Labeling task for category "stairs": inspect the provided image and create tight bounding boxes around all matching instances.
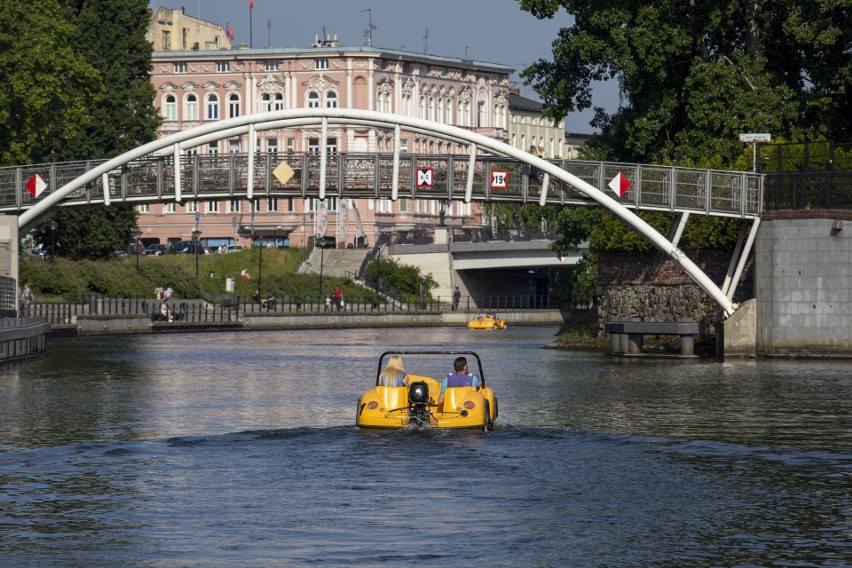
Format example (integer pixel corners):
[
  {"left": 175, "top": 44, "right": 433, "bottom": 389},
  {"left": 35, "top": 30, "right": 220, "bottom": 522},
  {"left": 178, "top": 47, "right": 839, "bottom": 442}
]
[{"left": 299, "top": 248, "right": 370, "bottom": 278}]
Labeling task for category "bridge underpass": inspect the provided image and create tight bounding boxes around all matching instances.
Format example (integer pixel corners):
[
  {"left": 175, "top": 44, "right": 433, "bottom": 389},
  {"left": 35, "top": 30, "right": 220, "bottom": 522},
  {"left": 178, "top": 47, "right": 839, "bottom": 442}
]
[{"left": 1, "top": 108, "right": 763, "bottom": 317}]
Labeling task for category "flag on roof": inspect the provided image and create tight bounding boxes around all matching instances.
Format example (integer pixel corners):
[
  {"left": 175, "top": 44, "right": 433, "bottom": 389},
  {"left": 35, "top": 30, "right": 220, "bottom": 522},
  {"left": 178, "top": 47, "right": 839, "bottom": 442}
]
[{"left": 226, "top": 23, "right": 234, "bottom": 41}]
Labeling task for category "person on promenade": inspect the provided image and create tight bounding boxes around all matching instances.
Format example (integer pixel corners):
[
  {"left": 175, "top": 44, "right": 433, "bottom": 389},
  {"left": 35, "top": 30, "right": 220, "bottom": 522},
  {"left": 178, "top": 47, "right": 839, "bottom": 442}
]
[
  {"left": 20, "top": 283, "right": 35, "bottom": 314},
  {"left": 378, "top": 355, "right": 409, "bottom": 387},
  {"left": 332, "top": 286, "right": 343, "bottom": 311},
  {"left": 452, "top": 286, "right": 461, "bottom": 311},
  {"left": 437, "top": 356, "right": 480, "bottom": 406},
  {"left": 160, "top": 298, "right": 172, "bottom": 322}
]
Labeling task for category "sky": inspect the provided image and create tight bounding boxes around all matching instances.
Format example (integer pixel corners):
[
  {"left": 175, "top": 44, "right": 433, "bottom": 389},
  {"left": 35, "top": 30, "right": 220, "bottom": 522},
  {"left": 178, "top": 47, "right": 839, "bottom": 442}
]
[{"left": 148, "top": 0, "right": 619, "bottom": 133}]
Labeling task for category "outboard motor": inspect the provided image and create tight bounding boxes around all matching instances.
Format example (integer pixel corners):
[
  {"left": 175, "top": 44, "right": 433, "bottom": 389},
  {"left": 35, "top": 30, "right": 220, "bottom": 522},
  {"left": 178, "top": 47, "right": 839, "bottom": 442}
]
[{"left": 407, "top": 381, "right": 431, "bottom": 427}]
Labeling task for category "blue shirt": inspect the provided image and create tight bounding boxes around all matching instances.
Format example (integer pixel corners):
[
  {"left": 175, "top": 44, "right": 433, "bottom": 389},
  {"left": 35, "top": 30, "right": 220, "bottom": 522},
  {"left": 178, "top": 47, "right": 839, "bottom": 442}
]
[{"left": 440, "top": 373, "right": 481, "bottom": 393}]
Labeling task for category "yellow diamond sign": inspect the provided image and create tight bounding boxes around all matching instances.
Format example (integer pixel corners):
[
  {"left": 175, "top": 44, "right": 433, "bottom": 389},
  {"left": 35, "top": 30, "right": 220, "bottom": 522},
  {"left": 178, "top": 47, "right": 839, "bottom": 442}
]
[{"left": 273, "top": 161, "right": 295, "bottom": 185}]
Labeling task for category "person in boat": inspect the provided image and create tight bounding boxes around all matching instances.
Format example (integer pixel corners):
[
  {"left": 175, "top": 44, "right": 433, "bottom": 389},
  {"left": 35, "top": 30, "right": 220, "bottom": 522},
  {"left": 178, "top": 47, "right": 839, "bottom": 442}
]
[
  {"left": 437, "top": 356, "right": 481, "bottom": 405},
  {"left": 378, "top": 355, "right": 408, "bottom": 387}
]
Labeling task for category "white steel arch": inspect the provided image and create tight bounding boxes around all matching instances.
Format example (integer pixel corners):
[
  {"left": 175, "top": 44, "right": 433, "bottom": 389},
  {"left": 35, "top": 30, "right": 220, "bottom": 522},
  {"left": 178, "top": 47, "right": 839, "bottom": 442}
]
[{"left": 18, "top": 108, "right": 738, "bottom": 316}]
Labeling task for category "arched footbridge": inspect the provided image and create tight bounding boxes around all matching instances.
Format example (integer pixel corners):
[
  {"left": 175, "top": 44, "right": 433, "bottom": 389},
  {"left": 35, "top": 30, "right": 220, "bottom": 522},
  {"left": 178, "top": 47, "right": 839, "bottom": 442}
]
[{"left": 1, "top": 109, "right": 762, "bottom": 317}]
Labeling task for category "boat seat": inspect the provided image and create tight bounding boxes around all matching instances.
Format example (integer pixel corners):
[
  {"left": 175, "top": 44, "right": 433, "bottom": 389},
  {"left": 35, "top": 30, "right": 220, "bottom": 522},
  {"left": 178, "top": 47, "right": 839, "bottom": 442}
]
[
  {"left": 375, "top": 386, "right": 406, "bottom": 410},
  {"left": 441, "top": 386, "right": 476, "bottom": 411}
]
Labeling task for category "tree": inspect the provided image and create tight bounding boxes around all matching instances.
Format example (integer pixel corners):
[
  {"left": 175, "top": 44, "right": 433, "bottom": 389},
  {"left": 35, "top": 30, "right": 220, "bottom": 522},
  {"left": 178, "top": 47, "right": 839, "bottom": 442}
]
[
  {"left": 60, "top": 0, "right": 158, "bottom": 159},
  {"left": 35, "top": 207, "right": 137, "bottom": 261},
  {"left": 519, "top": 0, "right": 849, "bottom": 165},
  {"left": 0, "top": 0, "right": 99, "bottom": 165},
  {"left": 1, "top": 1, "right": 159, "bottom": 258},
  {"left": 45, "top": 1, "right": 160, "bottom": 258}
]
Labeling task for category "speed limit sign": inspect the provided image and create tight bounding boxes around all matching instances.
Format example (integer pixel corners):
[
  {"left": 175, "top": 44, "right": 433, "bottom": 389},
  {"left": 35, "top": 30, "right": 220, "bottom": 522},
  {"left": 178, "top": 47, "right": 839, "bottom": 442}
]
[{"left": 490, "top": 170, "right": 509, "bottom": 189}]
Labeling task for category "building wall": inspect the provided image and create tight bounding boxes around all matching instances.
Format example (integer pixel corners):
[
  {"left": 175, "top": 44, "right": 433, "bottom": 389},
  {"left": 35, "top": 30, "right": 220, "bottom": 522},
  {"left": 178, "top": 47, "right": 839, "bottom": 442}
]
[
  {"left": 146, "top": 7, "right": 231, "bottom": 52},
  {"left": 508, "top": 109, "right": 565, "bottom": 158},
  {"left": 143, "top": 33, "right": 514, "bottom": 249},
  {"left": 755, "top": 212, "right": 852, "bottom": 356}
]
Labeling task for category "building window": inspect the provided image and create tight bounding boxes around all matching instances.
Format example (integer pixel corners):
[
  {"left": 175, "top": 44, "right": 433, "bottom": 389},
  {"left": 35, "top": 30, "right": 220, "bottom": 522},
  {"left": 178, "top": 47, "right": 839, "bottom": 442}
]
[
  {"left": 477, "top": 101, "right": 485, "bottom": 127},
  {"left": 163, "top": 94, "right": 177, "bottom": 120},
  {"left": 287, "top": 197, "right": 294, "bottom": 212},
  {"left": 315, "top": 58, "right": 328, "bottom": 70},
  {"left": 307, "top": 91, "right": 319, "bottom": 108},
  {"left": 163, "top": 202, "right": 175, "bottom": 214},
  {"left": 206, "top": 94, "right": 219, "bottom": 120},
  {"left": 399, "top": 139, "right": 408, "bottom": 153},
  {"left": 428, "top": 97, "right": 435, "bottom": 121},
  {"left": 267, "top": 197, "right": 278, "bottom": 212},
  {"left": 265, "top": 59, "right": 277, "bottom": 71},
  {"left": 229, "top": 140, "right": 240, "bottom": 153},
  {"left": 326, "top": 91, "right": 337, "bottom": 108},
  {"left": 399, "top": 198, "right": 408, "bottom": 213},
  {"left": 184, "top": 94, "right": 198, "bottom": 121},
  {"left": 260, "top": 93, "right": 272, "bottom": 113},
  {"left": 174, "top": 61, "right": 186, "bottom": 74},
  {"left": 137, "top": 204, "right": 149, "bottom": 214},
  {"left": 326, "top": 137, "right": 337, "bottom": 155},
  {"left": 217, "top": 61, "right": 229, "bottom": 72},
  {"left": 446, "top": 99, "right": 453, "bottom": 124},
  {"left": 228, "top": 93, "right": 240, "bottom": 118},
  {"left": 377, "top": 198, "right": 391, "bottom": 213},
  {"left": 161, "top": 31, "right": 171, "bottom": 50},
  {"left": 207, "top": 201, "right": 219, "bottom": 213},
  {"left": 308, "top": 138, "right": 319, "bottom": 154},
  {"left": 228, "top": 199, "right": 240, "bottom": 213},
  {"left": 207, "top": 141, "right": 218, "bottom": 155},
  {"left": 287, "top": 138, "right": 295, "bottom": 153},
  {"left": 186, "top": 201, "right": 198, "bottom": 213},
  {"left": 267, "top": 138, "right": 278, "bottom": 156},
  {"left": 274, "top": 93, "right": 284, "bottom": 111}
]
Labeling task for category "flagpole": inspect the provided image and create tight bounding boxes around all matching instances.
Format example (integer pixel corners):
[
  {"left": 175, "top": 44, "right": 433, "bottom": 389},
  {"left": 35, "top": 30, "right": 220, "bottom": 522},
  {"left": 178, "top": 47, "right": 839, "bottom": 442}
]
[{"left": 249, "top": 0, "right": 253, "bottom": 48}]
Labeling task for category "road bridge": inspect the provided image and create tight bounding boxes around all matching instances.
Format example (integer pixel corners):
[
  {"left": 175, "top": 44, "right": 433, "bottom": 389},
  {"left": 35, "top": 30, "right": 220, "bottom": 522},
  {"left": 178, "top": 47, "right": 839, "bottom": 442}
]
[{"left": 1, "top": 109, "right": 762, "bottom": 316}]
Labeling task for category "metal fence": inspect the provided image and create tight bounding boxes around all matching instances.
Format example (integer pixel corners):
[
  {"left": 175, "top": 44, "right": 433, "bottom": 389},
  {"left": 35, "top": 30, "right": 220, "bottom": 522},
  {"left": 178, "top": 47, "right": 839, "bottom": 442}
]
[
  {"left": 760, "top": 141, "right": 852, "bottom": 210},
  {"left": 19, "top": 292, "right": 584, "bottom": 325}
]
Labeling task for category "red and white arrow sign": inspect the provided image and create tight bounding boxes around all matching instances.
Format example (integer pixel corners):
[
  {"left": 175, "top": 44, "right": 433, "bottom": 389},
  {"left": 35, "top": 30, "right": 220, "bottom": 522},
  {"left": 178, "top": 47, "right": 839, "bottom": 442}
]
[
  {"left": 608, "top": 172, "right": 631, "bottom": 197},
  {"left": 26, "top": 174, "right": 47, "bottom": 198}
]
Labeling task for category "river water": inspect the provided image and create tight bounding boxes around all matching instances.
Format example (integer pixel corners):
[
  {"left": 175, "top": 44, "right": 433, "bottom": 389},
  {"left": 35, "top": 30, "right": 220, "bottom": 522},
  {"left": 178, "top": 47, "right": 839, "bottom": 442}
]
[{"left": 0, "top": 326, "right": 849, "bottom": 567}]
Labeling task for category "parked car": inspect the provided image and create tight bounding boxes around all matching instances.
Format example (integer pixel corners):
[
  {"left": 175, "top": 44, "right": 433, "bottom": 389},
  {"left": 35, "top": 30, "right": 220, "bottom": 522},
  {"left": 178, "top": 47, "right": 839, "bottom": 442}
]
[
  {"left": 226, "top": 245, "right": 244, "bottom": 253},
  {"left": 144, "top": 244, "right": 167, "bottom": 256},
  {"left": 314, "top": 236, "right": 336, "bottom": 248},
  {"left": 173, "top": 240, "right": 211, "bottom": 255}
]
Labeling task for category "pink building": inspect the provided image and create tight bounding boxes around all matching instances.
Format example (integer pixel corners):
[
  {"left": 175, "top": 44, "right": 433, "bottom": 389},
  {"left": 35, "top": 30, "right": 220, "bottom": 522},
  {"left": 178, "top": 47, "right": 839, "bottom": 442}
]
[{"left": 145, "top": 31, "right": 514, "bottom": 250}]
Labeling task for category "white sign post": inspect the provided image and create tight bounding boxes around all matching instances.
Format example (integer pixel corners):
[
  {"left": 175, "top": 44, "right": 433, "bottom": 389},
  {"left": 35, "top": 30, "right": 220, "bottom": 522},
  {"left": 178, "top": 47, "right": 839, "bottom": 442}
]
[{"left": 739, "top": 133, "right": 772, "bottom": 172}]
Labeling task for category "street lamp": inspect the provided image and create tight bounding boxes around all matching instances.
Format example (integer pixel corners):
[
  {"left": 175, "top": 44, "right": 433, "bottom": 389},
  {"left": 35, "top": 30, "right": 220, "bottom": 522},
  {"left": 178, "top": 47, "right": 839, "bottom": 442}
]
[
  {"left": 257, "top": 233, "right": 263, "bottom": 296},
  {"left": 191, "top": 229, "right": 202, "bottom": 277},
  {"left": 318, "top": 242, "right": 325, "bottom": 295},
  {"left": 132, "top": 229, "right": 143, "bottom": 271},
  {"left": 49, "top": 219, "right": 57, "bottom": 260}
]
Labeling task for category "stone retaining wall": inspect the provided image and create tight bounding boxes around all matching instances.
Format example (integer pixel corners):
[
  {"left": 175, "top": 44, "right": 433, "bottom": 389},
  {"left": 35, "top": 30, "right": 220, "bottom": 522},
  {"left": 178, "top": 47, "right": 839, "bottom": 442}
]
[{"left": 597, "top": 250, "right": 754, "bottom": 337}]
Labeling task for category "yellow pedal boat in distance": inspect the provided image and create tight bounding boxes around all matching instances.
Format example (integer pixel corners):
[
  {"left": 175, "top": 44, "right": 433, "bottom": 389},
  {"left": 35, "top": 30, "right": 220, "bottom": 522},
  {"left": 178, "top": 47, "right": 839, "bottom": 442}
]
[
  {"left": 468, "top": 313, "right": 507, "bottom": 330},
  {"left": 356, "top": 350, "right": 498, "bottom": 430}
]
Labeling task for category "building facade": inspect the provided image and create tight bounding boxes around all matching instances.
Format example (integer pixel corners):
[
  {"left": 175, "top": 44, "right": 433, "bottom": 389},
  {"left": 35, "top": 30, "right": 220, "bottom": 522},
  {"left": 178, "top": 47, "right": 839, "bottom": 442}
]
[{"left": 144, "top": 24, "right": 514, "bottom": 250}]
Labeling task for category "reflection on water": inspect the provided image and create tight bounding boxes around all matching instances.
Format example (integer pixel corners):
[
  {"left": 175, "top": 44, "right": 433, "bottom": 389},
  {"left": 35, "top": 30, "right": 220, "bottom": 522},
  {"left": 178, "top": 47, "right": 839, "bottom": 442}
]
[{"left": 0, "top": 327, "right": 849, "bottom": 566}]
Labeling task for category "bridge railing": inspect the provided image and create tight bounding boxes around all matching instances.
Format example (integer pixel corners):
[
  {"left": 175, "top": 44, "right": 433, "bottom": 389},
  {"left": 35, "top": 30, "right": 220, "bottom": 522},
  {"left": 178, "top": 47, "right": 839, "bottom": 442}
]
[{"left": 1, "top": 153, "right": 763, "bottom": 218}]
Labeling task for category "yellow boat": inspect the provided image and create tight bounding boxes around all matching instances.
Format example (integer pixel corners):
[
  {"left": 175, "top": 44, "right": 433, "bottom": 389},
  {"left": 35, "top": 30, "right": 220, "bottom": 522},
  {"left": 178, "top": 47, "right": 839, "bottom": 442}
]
[
  {"left": 356, "top": 350, "right": 498, "bottom": 430},
  {"left": 467, "top": 313, "right": 507, "bottom": 330}
]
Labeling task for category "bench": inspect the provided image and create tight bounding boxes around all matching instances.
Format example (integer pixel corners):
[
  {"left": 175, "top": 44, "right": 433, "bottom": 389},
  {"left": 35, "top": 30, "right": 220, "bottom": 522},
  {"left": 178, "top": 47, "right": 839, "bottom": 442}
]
[{"left": 604, "top": 318, "right": 701, "bottom": 356}]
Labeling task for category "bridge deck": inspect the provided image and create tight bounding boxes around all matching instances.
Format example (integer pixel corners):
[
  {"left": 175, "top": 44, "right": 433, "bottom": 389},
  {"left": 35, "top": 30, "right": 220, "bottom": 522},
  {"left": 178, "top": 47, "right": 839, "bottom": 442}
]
[{"left": 1, "top": 153, "right": 761, "bottom": 219}]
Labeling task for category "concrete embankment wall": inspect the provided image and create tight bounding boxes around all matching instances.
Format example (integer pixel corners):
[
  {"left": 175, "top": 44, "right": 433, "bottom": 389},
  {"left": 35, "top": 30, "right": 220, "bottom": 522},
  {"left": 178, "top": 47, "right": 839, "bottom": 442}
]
[
  {"left": 754, "top": 212, "right": 852, "bottom": 357},
  {"left": 0, "top": 318, "right": 51, "bottom": 363},
  {"left": 51, "top": 310, "right": 568, "bottom": 337}
]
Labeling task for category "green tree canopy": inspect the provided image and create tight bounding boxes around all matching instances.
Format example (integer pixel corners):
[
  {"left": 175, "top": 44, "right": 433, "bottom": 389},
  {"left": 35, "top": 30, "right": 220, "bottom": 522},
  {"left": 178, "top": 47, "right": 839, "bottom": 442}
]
[
  {"left": 519, "top": 0, "right": 850, "bottom": 165},
  {"left": 1, "top": 0, "right": 158, "bottom": 258},
  {"left": 0, "top": 0, "right": 99, "bottom": 165}
]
